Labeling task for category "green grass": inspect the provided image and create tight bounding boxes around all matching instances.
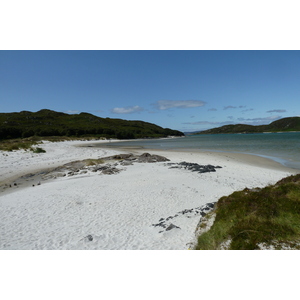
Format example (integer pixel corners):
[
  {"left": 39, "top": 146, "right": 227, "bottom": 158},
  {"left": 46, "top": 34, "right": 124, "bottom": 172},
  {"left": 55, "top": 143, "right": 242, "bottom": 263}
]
[
  {"left": 84, "top": 158, "right": 105, "bottom": 166},
  {"left": 0, "top": 137, "right": 39, "bottom": 151},
  {"left": 195, "top": 174, "right": 300, "bottom": 250},
  {"left": 31, "top": 147, "right": 46, "bottom": 153},
  {"left": 0, "top": 136, "right": 104, "bottom": 151}
]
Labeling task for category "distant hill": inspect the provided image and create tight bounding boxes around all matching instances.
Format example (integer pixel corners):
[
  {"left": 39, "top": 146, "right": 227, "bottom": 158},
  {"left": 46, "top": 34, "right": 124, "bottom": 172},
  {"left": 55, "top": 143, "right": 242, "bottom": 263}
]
[
  {"left": 0, "top": 109, "right": 184, "bottom": 140},
  {"left": 196, "top": 117, "right": 300, "bottom": 134}
]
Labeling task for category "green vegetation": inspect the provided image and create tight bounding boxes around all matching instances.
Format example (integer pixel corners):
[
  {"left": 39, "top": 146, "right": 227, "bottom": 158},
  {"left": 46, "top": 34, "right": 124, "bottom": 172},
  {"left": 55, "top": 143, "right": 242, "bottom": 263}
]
[
  {"left": 31, "top": 147, "right": 46, "bottom": 153},
  {"left": 0, "top": 136, "right": 103, "bottom": 151},
  {"left": 83, "top": 158, "right": 105, "bottom": 166},
  {"left": 195, "top": 174, "right": 300, "bottom": 250},
  {"left": 0, "top": 137, "right": 39, "bottom": 151},
  {"left": 0, "top": 109, "right": 184, "bottom": 140},
  {"left": 196, "top": 117, "right": 300, "bottom": 134}
]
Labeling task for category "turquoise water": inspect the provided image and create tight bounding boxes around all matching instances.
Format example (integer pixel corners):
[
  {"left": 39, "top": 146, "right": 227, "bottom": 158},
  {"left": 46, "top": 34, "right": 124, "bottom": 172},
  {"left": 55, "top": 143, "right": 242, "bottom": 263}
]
[{"left": 99, "top": 132, "right": 300, "bottom": 170}]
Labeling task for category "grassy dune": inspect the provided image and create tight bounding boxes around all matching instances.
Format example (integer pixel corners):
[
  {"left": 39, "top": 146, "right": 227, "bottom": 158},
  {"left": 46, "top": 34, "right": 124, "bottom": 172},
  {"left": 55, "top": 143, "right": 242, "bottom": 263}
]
[{"left": 196, "top": 174, "right": 300, "bottom": 250}]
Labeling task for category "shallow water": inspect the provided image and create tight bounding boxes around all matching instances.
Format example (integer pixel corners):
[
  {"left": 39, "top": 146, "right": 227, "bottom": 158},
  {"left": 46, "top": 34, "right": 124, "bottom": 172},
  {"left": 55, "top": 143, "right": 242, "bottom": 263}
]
[{"left": 97, "top": 132, "right": 300, "bottom": 170}]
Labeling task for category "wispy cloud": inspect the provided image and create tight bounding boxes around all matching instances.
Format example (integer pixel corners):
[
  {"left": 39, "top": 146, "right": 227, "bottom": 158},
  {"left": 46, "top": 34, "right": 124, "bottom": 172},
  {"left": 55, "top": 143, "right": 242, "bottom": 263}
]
[
  {"left": 266, "top": 109, "right": 287, "bottom": 113},
  {"left": 223, "top": 105, "right": 236, "bottom": 110},
  {"left": 154, "top": 100, "right": 206, "bottom": 110},
  {"left": 65, "top": 110, "right": 80, "bottom": 114},
  {"left": 241, "top": 108, "right": 254, "bottom": 113},
  {"left": 183, "top": 115, "right": 282, "bottom": 128},
  {"left": 223, "top": 105, "right": 246, "bottom": 110},
  {"left": 111, "top": 106, "right": 144, "bottom": 114},
  {"left": 208, "top": 108, "right": 217, "bottom": 111},
  {"left": 182, "top": 120, "right": 233, "bottom": 126},
  {"left": 237, "top": 115, "right": 281, "bottom": 125}
]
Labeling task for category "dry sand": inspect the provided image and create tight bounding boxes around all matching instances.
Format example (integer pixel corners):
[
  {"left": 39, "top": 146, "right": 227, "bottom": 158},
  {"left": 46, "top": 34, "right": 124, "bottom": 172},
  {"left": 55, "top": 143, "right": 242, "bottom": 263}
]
[{"left": 0, "top": 139, "right": 298, "bottom": 250}]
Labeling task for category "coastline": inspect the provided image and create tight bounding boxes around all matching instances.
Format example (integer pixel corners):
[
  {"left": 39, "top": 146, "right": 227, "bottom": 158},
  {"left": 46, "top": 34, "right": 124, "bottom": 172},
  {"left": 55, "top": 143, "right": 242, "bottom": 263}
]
[
  {"left": 90, "top": 140, "right": 299, "bottom": 173},
  {"left": 0, "top": 139, "right": 298, "bottom": 250}
]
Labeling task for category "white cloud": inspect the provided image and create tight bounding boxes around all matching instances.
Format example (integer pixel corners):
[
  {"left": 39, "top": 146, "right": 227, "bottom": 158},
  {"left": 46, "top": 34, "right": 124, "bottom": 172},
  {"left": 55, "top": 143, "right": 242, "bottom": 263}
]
[
  {"left": 183, "top": 120, "right": 233, "bottom": 126},
  {"left": 223, "top": 105, "right": 246, "bottom": 110},
  {"left": 154, "top": 100, "right": 206, "bottom": 110},
  {"left": 223, "top": 105, "right": 236, "bottom": 110},
  {"left": 237, "top": 115, "right": 281, "bottom": 124},
  {"left": 65, "top": 110, "right": 80, "bottom": 114},
  {"left": 266, "top": 109, "right": 287, "bottom": 113},
  {"left": 111, "top": 105, "right": 144, "bottom": 114},
  {"left": 183, "top": 115, "right": 282, "bottom": 127}
]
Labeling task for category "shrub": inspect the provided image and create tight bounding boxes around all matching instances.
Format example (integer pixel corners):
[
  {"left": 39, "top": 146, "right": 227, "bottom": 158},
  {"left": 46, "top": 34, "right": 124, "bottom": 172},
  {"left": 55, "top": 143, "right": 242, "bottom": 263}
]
[{"left": 31, "top": 147, "right": 46, "bottom": 153}]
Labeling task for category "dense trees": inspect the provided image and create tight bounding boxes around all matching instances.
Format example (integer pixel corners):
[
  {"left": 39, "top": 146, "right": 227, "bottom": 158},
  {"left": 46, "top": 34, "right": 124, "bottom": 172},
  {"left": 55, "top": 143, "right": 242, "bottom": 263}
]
[{"left": 0, "top": 109, "right": 184, "bottom": 140}]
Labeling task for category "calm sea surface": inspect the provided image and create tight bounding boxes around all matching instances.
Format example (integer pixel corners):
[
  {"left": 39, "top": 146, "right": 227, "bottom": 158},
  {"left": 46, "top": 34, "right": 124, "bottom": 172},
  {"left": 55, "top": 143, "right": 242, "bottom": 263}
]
[{"left": 98, "top": 132, "right": 300, "bottom": 170}]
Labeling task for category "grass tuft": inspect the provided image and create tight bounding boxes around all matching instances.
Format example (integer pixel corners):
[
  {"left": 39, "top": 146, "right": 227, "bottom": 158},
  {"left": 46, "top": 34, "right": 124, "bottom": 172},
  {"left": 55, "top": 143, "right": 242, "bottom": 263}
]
[
  {"left": 31, "top": 147, "right": 46, "bottom": 153},
  {"left": 84, "top": 158, "right": 104, "bottom": 166}
]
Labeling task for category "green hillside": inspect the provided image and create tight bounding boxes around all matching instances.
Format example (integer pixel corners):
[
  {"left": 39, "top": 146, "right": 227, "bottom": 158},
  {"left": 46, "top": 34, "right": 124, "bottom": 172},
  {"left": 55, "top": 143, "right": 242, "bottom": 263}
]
[
  {"left": 0, "top": 109, "right": 184, "bottom": 140},
  {"left": 196, "top": 117, "right": 300, "bottom": 134}
]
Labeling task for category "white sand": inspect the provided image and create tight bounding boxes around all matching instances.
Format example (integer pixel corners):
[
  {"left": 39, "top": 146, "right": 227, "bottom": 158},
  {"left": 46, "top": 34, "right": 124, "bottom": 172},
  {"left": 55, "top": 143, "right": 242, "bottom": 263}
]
[{"left": 0, "top": 140, "right": 298, "bottom": 250}]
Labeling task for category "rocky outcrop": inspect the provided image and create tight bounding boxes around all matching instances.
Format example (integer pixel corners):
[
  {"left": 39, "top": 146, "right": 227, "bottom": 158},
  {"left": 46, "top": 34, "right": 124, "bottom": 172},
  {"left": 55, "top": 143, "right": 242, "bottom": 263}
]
[
  {"left": 151, "top": 202, "right": 216, "bottom": 234},
  {"left": 103, "top": 153, "right": 170, "bottom": 163},
  {"left": 165, "top": 162, "right": 222, "bottom": 173}
]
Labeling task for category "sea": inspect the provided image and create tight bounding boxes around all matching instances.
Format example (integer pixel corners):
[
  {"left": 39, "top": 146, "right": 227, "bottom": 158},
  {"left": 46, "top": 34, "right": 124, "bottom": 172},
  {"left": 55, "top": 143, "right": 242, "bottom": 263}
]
[{"left": 98, "top": 132, "right": 300, "bottom": 170}]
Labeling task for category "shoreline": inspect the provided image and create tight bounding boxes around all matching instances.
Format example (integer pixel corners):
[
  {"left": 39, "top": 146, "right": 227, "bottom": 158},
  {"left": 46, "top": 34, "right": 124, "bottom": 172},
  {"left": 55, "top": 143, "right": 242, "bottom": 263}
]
[
  {"left": 2, "top": 142, "right": 296, "bottom": 196},
  {"left": 87, "top": 140, "right": 299, "bottom": 173},
  {"left": 89, "top": 134, "right": 300, "bottom": 172},
  {"left": 1, "top": 139, "right": 298, "bottom": 250}
]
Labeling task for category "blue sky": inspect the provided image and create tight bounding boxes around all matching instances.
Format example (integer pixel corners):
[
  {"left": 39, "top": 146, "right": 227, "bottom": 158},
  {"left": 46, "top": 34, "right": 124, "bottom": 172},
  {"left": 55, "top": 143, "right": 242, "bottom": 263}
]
[{"left": 1, "top": 50, "right": 300, "bottom": 132}]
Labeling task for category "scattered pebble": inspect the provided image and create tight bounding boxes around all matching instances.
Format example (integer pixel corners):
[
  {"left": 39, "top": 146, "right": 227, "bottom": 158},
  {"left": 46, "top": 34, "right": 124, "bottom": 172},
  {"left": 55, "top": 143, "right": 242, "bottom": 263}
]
[{"left": 151, "top": 202, "right": 216, "bottom": 233}]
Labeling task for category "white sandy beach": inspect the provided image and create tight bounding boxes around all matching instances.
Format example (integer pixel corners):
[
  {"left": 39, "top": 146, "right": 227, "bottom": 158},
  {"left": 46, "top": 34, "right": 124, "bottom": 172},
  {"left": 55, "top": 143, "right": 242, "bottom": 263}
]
[{"left": 0, "top": 139, "right": 298, "bottom": 250}]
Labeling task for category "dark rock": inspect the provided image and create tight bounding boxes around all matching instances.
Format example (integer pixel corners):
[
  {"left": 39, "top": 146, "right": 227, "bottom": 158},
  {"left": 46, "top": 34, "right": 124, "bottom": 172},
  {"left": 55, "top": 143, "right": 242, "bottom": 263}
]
[
  {"left": 121, "top": 161, "right": 133, "bottom": 166},
  {"left": 86, "top": 235, "right": 93, "bottom": 241},
  {"left": 151, "top": 155, "right": 170, "bottom": 162},
  {"left": 110, "top": 154, "right": 133, "bottom": 160},
  {"left": 140, "top": 153, "right": 151, "bottom": 157},
  {"left": 152, "top": 221, "right": 167, "bottom": 228},
  {"left": 102, "top": 167, "right": 120, "bottom": 175},
  {"left": 166, "top": 223, "right": 180, "bottom": 231},
  {"left": 137, "top": 153, "right": 169, "bottom": 163},
  {"left": 102, "top": 153, "right": 169, "bottom": 164},
  {"left": 169, "top": 161, "right": 222, "bottom": 174}
]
